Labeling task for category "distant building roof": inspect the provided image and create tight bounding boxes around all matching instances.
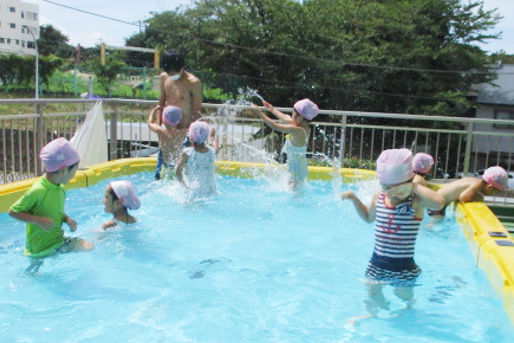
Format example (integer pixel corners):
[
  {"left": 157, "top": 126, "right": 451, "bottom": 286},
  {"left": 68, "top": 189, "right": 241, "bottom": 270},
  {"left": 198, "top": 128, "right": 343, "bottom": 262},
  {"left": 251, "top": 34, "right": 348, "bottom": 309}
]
[{"left": 477, "top": 63, "right": 514, "bottom": 106}]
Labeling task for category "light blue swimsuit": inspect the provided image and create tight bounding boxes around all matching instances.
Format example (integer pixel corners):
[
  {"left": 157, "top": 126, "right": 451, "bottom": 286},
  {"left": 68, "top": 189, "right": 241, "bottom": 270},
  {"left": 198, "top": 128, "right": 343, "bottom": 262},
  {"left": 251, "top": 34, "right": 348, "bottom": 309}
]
[{"left": 282, "top": 134, "right": 308, "bottom": 183}]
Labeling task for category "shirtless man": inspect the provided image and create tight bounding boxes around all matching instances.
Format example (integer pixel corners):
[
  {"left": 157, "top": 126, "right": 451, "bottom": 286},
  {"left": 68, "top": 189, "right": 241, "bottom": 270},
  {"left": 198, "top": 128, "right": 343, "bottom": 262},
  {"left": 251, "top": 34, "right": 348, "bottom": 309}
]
[
  {"left": 428, "top": 166, "right": 508, "bottom": 217},
  {"left": 158, "top": 49, "right": 202, "bottom": 129},
  {"left": 155, "top": 50, "right": 203, "bottom": 178}
]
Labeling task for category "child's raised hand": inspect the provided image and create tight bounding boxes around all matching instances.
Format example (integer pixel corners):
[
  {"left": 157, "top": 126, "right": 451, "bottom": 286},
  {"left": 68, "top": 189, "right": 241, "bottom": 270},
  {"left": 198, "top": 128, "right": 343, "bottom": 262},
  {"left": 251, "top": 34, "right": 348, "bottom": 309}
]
[
  {"left": 341, "top": 191, "right": 356, "bottom": 200},
  {"left": 262, "top": 100, "right": 273, "bottom": 110},
  {"left": 251, "top": 103, "right": 263, "bottom": 116}
]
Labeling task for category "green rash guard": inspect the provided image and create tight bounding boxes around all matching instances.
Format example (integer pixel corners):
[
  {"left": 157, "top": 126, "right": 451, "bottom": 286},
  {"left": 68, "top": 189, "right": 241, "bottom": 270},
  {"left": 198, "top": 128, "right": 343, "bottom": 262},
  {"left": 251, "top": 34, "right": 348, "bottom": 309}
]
[{"left": 10, "top": 177, "right": 66, "bottom": 257}]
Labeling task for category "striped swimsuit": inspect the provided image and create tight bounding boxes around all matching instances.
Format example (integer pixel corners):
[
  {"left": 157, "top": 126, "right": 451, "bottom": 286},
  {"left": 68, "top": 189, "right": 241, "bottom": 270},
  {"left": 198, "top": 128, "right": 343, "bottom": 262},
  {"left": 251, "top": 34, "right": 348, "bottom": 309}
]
[{"left": 365, "top": 193, "right": 422, "bottom": 285}]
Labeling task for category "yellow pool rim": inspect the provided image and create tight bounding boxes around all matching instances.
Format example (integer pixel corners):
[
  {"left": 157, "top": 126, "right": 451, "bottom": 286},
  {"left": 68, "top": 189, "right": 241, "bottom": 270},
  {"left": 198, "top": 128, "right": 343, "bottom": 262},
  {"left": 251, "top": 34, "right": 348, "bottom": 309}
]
[{"left": 0, "top": 157, "right": 513, "bottom": 326}]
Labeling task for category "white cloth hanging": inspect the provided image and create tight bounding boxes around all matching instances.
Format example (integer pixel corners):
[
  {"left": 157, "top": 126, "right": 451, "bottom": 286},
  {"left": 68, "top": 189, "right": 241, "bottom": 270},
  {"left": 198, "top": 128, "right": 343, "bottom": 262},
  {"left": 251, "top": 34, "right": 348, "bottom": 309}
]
[{"left": 70, "top": 100, "right": 108, "bottom": 168}]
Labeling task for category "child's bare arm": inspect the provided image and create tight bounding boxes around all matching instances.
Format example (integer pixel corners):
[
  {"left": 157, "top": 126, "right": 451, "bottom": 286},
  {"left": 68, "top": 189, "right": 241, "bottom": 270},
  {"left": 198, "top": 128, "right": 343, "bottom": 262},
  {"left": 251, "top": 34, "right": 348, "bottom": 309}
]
[
  {"left": 64, "top": 215, "right": 77, "bottom": 232},
  {"left": 341, "top": 191, "right": 378, "bottom": 223},
  {"left": 8, "top": 210, "right": 54, "bottom": 230},
  {"left": 261, "top": 100, "right": 294, "bottom": 124},
  {"left": 459, "top": 182, "right": 483, "bottom": 202},
  {"left": 147, "top": 106, "right": 164, "bottom": 134},
  {"left": 209, "top": 126, "right": 219, "bottom": 151},
  {"left": 252, "top": 104, "right": 298, "bottom": 134},
  {"left": 413, "top": 183, "right": 445, "bottom": 210},
  {"left": 175, "top": 152, "right": 188, "bottom": 186},
  {"left": 102, "top": 220, "right": 117, "bottom": 230}
]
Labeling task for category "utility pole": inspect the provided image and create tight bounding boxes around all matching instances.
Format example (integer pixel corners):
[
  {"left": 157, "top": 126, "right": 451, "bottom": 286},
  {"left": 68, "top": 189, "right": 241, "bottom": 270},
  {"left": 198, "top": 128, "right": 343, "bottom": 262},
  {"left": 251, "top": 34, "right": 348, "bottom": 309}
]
[{"left": 23, "top": 25, "right": 39, "bottom": 99}]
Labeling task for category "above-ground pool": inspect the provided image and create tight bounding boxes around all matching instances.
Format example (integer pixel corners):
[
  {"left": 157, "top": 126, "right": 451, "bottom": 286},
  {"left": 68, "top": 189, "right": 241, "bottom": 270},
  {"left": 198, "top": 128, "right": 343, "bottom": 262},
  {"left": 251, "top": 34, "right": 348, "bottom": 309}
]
[{"left": 1, "top": 171, "right": 513, "bottom": 342}]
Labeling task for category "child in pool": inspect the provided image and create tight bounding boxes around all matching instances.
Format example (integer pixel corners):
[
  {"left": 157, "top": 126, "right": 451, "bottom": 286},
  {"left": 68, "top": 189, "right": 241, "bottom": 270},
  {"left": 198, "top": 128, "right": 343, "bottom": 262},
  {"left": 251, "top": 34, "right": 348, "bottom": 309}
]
[
  {"left": 102, "top": 180, "right": 141, "bottom": 230},
  {"left": 9, "top": 138, "right": 94, "bottom": 272},
  {"left": 148, "top": 105, "right": 183, "bottom": 179},
  {"left": 427, "top": 165, "right": 509, "bottom": 217},
  {"left": 252, "top": 98, "right": 319, "bottom": 190},
  {"left": 412, "top": 152, "right": 434, "bottom": 187},
  {"left": 341, "top": 148, "right": 444, "bottom": 317},
  {"left": 175, "top": 120, "right": 217, "bottom": 200}
]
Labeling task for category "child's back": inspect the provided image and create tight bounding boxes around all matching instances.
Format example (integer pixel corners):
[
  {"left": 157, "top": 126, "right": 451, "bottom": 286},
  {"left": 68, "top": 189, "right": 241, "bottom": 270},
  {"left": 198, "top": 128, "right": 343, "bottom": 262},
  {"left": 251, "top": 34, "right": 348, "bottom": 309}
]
[
  {"left": 438, "top": 166, "right": 509, "bottom": 203},
  {"left": 176, "top": 121, "right": 217, "bottom": 200},
  {"left": 438, "top": 177, "right": 484, "bottom": 203},
  {"left": 183, "top": 145, "right": 217, "bottom": 199},
  {"left": 148, "top": 105, "right": 183, "bottom": 179}
]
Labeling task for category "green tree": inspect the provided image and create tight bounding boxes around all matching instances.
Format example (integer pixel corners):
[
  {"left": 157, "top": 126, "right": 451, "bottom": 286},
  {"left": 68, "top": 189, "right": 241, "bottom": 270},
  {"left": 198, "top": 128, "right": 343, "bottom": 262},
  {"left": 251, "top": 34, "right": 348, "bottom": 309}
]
[
  {"left": 38, "top": 24, "right": 75, "bottom": 58},
  {"left": 39, "top": 55, "right": 64, "bottom": 87},
  {"left": 90, "top": 54, "right": 126, "bottom": 96},
  {"left": 127, "top": 0, "right": 501, "bottom": 116}
]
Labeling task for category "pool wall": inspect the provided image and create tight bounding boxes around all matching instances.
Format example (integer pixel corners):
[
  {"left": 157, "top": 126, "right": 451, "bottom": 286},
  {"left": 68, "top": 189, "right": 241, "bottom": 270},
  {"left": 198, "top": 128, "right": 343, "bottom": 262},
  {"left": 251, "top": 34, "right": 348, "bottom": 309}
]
[
  {"left": 0, "top": 157, "right": 512, "bottom": 326},
  {"left": 456, "top": 202, "right": 514, "bottom": 325}
]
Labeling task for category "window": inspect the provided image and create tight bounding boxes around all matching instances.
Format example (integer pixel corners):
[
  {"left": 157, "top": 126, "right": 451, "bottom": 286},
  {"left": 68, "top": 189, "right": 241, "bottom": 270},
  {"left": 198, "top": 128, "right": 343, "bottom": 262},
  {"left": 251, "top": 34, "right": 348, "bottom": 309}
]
[
  {"left": 7, "top": 38, "right": 11, "bottom": 44},
  {"left": 0, "top": 38, "right": 5, "bottom": 44},
  {"left": 21, "top": 11, "right": 24, "bottom": 19},
  {"left": 21, "top": 40, "right": 25, "bottom": 47},
  {"left": 9, "top": 7, "right": 16, "bottom": 13},
  {"left": 10, "top": 23, "right": 16, "bottom": 29},
  {"left": 494, "top": 109, "right": 514, "bottom": 129},
  {"left": 27, "top": 41, "right": 34, "bottom": 49},
  {"left": 15, "top": 39, "right": 19, "bottom": 45},
  {"left": 27, "top": 12, "right": 38, "bottom": 21},
  {"left": 21, "top": 26, "right": 25, "bottom": 33}
]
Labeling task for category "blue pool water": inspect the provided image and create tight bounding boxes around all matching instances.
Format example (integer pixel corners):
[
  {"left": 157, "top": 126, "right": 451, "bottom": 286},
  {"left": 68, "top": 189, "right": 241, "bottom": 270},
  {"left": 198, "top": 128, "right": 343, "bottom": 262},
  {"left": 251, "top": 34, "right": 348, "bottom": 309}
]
[{"left": 0, "top": 172, "right": 513, "bottom": 342}]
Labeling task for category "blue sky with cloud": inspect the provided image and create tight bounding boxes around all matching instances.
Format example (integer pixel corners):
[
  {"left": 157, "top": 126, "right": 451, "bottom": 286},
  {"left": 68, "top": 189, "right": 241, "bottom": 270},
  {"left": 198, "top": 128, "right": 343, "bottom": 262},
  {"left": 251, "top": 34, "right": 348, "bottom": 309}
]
[{"left": 34, "top": 0, "right": 513, "bottom": 54}]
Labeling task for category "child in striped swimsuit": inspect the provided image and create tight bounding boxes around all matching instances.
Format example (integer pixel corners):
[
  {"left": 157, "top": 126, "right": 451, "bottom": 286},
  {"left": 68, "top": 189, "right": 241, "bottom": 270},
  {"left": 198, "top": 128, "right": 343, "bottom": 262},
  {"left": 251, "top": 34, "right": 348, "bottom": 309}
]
[{"left": 342, "top": 148, "right": 444, "bottom": 317}]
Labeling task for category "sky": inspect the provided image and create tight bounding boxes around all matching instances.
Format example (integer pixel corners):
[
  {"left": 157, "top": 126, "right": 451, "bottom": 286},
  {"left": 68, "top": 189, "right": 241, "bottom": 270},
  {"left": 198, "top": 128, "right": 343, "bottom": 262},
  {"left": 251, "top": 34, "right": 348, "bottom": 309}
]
[{"left": 33, "top": 0, "right": 514, "bottom": 54}]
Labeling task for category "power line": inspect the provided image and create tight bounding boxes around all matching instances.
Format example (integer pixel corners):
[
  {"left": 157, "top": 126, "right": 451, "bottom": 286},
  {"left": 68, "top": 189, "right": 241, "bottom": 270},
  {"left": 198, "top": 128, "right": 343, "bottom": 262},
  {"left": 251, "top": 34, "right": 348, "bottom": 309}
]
[
  {"left": 42, "top": 0, "right": 140, "bottom": 26},
  {"left": 41, "top": 0, "right": 505, "bottom": 76}
]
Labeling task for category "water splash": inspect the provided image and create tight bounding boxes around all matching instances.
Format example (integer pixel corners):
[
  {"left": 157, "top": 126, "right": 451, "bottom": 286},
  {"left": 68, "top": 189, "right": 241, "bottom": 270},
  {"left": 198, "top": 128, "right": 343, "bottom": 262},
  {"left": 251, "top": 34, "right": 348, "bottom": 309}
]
[{"left": 238, "top": 86, "right": 265, "bottom": 103}]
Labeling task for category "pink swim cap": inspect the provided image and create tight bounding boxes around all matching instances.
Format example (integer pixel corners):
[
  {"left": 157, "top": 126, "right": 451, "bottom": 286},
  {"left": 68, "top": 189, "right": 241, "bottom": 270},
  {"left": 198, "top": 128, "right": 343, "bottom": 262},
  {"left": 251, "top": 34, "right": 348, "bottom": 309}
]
[
  {"left": 482, "top": 166, "right": 508, "bottom": 191},
  {"left": 162, "top": 105, "right": 182, "bottom": 127},
  {"left": 40, "top": 137, "right": 80, "bottom": 172},
  {"left": 293, "top": 98, "right": 319, "bottom": 120},
  {"left": 188, "top": 121, "right": 209, "bottom": 144},
  {"left": 110, "top": 180, "right": 141, "bottom": 210},
  {"left": 412, "top": 153, "right": 434, "bottom": 174},
  {"left": 376, "top": 148, "right": 415, "bottom": 185}
]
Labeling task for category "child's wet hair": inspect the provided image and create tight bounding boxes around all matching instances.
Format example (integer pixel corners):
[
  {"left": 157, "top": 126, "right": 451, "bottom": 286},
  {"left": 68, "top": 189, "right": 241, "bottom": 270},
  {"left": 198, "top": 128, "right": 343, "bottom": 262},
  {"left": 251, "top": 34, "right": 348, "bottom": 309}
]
[{"left": 108, "top": 185, "right": 119, "bottom": 202}]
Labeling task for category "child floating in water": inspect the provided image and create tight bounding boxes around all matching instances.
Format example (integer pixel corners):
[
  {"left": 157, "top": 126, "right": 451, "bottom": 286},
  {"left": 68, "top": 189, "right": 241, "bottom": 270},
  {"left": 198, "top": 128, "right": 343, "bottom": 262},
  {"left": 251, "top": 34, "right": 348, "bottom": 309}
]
[
  {"left": 412, "top": 152, "right": 434, "bottom": 187},
  {"left": 427, "top": 165, "right": 509, "bottom": 218},
  {"left": 341, "top": 148, "right": 444, "bottom": 318},
  {"left": 252, "top": 98, "right": 319, "bottom": 190},
  {"left": 102, "top": 180, "right": 141, "bottom": 230},
  {"left": 148, "top": 105, "right": 184, "bottom": 180},
  {"left": 9, "top": 138, "right": 94, "bottom": 272},
  {"left": 176, "top": 120, "right": 217, "bottom": 200}
]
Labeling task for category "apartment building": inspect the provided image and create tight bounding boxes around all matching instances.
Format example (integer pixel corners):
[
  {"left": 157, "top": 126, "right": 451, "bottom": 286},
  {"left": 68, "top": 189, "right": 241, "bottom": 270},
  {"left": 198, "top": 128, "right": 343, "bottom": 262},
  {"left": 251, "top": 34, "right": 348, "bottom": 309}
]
[{"left": 0, "top": 0, "right": 39, "bottom": 56}]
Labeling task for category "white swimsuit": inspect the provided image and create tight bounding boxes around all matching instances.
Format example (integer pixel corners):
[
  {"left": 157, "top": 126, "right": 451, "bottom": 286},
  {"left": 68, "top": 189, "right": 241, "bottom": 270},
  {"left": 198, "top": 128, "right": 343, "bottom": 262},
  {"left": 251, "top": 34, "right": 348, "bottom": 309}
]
[{"left": 184, "top": 146, "right": 217, "bottom": 200}]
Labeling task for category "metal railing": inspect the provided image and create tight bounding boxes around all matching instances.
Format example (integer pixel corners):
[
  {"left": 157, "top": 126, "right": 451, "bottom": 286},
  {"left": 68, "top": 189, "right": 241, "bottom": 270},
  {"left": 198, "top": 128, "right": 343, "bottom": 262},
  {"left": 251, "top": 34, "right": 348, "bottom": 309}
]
[{"left": 1, "top": 98, "right": 513, "bottom": 202}]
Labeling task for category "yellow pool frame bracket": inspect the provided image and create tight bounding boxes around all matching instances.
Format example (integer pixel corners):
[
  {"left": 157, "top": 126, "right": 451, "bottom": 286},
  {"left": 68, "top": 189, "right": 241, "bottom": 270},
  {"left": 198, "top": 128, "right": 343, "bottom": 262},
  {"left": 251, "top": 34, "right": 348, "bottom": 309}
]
[
  {"left": 0, "top": 157, "right": 512, "bottom": 326},
  {"left": 456, "top": 202, "right": 514, "bottom": 326}
]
